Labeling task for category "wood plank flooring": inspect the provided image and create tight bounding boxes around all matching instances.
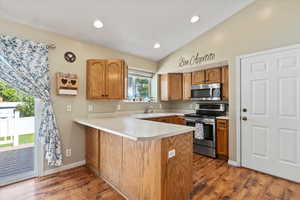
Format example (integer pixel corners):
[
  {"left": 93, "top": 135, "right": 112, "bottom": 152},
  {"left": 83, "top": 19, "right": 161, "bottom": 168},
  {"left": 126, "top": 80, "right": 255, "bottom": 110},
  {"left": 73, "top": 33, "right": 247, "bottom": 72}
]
[{"left": 1, "top": 154, "right": 300, "bottom": 200}]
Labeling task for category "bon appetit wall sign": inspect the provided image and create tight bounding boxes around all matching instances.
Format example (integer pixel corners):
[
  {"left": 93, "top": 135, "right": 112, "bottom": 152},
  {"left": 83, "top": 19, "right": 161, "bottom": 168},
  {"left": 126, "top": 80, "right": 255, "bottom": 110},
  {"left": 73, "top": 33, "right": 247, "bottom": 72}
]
[{"left": 178, "top": 52, "right": 216, "bottom": 67}]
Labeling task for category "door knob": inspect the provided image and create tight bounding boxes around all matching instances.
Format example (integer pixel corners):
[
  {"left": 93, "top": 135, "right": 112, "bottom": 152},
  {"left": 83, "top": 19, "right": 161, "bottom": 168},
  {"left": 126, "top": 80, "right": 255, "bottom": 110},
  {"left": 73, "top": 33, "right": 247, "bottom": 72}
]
[{"left": 242, "top": 116, "right": 248, "bottom": 121}]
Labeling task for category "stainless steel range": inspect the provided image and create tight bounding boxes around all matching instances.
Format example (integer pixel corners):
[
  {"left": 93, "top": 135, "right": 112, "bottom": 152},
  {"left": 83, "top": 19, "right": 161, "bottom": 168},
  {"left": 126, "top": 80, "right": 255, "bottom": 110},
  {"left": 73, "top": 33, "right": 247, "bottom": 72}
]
[{"left": 184, "top": 103, "right": 226, "bottom": 158}]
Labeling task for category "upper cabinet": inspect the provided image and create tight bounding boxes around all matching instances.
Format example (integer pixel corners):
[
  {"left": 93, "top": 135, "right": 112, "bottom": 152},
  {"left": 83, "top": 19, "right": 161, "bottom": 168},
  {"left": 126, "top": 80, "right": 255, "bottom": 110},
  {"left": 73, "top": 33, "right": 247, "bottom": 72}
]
[
  {"left": 87, "top": 59, "right": 127, "bottom": 100},
  {"left": 206, "top": 68, "right": 222, "bottom": 83},
  {"left": 160, "top": 73, "right": 183, "bottom": 101},
  {"left": 192, "top": 67, "right": 221, "bottom": 84},
  {"left": 221, "top": 66, "right": 229, "bottom": 101},
  {"left": 183, "top": 73, "right": 192, "bottom": 100},
  {"left": 191, "top": 70, "right": 206, "bottom": 85}
]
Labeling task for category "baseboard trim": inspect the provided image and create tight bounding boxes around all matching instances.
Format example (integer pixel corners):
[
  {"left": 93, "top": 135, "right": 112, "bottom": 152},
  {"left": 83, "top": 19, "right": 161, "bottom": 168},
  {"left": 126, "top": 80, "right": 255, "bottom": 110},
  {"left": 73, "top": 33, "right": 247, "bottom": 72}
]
[
  {"left": 43, "top": 160, "right": 86, "bottom": 176},
  {"left": 228, "top": 160, "right": 241, "bottom": 167},
  {"left": 101, "top": 175, "right": 129, "bottom": 200}
]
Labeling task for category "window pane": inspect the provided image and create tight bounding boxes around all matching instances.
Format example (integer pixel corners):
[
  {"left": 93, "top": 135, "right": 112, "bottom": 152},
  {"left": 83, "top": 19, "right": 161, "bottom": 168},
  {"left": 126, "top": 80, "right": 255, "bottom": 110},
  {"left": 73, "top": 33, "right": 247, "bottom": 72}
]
[
  {"left": 128, "top": 76, "right": 134, "bottom": 99},
  {"left": 135, "top": 77, "right": 149, "bottom": 98},
  {"left": 127, "top": 74, "right": 152, "bottom": 101}
]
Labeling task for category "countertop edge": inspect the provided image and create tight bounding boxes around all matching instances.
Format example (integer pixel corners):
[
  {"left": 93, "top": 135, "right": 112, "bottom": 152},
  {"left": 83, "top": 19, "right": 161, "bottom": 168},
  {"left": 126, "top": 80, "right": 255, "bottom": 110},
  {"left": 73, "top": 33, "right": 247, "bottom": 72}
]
[{"left": 74, "top": 118, "right": 194, "bottom": 141}]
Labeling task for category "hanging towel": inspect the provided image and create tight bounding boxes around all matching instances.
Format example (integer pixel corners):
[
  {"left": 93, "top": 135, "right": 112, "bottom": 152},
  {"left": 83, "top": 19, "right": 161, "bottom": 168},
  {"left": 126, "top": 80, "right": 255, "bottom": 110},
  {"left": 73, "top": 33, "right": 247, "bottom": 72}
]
[{"left": 195, "top": 122, "right": 204, "bottom": 140}]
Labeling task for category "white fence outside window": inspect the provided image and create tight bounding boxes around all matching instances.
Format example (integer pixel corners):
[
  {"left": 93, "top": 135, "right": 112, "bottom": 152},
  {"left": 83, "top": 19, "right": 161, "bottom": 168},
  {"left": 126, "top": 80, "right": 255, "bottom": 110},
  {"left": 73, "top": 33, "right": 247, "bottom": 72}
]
[{"left": 0, "top": 117, "right": 35, "bottom": 146}]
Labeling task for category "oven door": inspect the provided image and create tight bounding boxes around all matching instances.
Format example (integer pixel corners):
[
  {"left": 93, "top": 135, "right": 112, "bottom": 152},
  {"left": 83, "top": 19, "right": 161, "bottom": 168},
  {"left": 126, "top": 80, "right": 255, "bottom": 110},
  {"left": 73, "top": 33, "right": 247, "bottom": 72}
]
[{"left": 185, "top": 118, "right": 216, "bottom": 148}]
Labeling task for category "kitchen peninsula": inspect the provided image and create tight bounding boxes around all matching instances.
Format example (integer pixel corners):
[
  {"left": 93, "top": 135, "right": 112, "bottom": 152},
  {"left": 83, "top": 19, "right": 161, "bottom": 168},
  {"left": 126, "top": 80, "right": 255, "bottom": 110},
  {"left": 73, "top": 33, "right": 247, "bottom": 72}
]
[{"left": 75, "top": 115, "right": 194, "bottom": 200}]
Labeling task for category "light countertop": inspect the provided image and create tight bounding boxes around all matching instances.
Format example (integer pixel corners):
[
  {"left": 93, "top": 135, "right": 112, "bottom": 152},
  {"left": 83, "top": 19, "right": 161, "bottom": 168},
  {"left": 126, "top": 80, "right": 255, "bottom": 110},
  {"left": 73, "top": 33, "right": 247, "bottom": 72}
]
[
  {"left": 216, "top": 116, "right": 229, "bottom": 120},
  {"left": 75, "top": 114, "right": 194, "bottom": 141},
  {"left": 132, "top": 112, "right": 184, "bottom": 119}
]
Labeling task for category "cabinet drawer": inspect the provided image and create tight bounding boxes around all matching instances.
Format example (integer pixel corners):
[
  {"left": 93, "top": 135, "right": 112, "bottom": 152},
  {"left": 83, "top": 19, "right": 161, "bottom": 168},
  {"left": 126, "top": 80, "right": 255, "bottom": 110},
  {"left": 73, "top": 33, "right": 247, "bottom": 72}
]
[{"left": 216, "top": 119, "right": 228, "bottom": 128}]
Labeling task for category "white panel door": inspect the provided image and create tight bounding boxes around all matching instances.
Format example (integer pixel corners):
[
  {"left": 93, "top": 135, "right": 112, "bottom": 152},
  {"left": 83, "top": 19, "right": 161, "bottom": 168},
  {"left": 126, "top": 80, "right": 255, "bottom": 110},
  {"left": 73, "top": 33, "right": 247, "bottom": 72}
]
[{"left": 241, "top": 47, "right": 300, "bottom": 182}]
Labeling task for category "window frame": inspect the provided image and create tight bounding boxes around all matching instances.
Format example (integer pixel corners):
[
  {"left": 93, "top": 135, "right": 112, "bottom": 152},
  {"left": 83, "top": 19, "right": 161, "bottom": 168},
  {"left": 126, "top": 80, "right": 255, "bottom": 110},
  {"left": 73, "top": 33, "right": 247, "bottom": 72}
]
[{"left": 126, "top": 69, "right": 155, "bottom": 102}]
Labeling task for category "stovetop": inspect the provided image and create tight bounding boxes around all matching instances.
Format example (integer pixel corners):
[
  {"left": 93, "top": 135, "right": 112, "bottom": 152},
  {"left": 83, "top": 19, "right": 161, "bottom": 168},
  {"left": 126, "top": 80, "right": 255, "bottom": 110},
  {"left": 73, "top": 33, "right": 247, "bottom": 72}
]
[{"left": 184, "top": 113, "right": 225, "bottom": 118}]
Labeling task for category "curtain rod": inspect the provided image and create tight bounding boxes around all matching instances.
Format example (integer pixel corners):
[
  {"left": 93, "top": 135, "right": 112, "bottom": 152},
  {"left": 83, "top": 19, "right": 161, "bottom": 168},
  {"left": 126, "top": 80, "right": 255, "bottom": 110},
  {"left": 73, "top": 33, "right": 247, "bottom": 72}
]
[{"left": 47, "top": 43, "right": 56, "bottom": 49}]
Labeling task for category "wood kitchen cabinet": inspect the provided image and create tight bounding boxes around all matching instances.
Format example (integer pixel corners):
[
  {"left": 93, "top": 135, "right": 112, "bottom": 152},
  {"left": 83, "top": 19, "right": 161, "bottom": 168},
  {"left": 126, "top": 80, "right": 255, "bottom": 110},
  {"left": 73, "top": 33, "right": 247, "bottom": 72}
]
[
  {"left": 221, "top": 66, "right": 229, "bottom": 100},
  {"left": 144, "top": 116, "right": 186, "bottom": 125},
  {"left": 216, "top": 119, "right": 229, "bottom": 160},
  {"left": 206, "top": 67, "right": 222, "bottom": 83},
  {"left": 192, "top": 70, "right": 206, "bottom": 84},
  {"left": 85, "top": 127, "right": 100, "bottom": 174},
  {"left": 183, "top": 72, "right": 192, "bottom": 100},
  {"left": 160, "top": 73, "right": 183, "bottom": 101},
  {"left": 86, "top": 59, "right": 127, "bottom": 100},
  {"left": 192, "top": 67, "right": 221, "bottom": 84},
  {"left": 84, "top": 127, "right": 193, "bottom": 200},
  {"left": 100, "top": 131, "right": 123, "bottom": 188}
]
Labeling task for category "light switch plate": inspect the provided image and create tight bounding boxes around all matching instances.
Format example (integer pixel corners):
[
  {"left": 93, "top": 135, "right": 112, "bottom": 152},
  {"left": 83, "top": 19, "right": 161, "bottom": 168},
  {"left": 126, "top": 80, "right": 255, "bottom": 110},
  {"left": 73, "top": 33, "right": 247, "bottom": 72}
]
[
  {"left": 117, "top": 104, "right": 121, "bottom": 110},
  {"left": 168, "top": 149, "right": 176, "bottom": 159}
]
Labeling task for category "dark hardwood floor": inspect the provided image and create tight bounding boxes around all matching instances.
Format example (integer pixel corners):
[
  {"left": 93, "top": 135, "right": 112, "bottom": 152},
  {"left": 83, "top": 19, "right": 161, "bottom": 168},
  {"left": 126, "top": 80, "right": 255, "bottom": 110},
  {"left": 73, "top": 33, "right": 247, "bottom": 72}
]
[{"left": 1, "top": 154, "right": 300, "bottom": 200}]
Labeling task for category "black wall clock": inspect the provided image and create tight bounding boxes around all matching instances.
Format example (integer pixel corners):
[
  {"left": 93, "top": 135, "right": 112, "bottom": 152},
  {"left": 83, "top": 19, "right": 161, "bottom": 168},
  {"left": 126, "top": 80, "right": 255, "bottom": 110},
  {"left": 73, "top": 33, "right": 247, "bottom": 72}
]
[{"left": 64, "top": 51, "right": 76, "bottom": 63}]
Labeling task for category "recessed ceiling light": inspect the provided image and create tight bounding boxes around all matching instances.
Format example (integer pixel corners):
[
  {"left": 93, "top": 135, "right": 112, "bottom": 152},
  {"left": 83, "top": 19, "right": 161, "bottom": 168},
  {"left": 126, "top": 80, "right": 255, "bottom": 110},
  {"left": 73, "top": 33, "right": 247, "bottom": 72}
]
[
  {"left": 190, "top": 15, "right": 200, "bottom": 23},
  {"left": 93, "top": 20, "right": 104, "bottom": 29},
  {"left": 153, "top": 43, "right": 161, "bottom": 49}
]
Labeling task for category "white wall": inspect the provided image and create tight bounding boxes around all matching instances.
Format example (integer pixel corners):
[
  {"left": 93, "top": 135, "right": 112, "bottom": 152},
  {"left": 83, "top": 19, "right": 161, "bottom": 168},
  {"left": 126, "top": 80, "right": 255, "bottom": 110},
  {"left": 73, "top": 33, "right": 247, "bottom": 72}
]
[
  {"left": 0, "top": 17, "right": 163, "bottom": 170},
  {"left": 158, "top": 0, "right": 300, "bottom": 161}
]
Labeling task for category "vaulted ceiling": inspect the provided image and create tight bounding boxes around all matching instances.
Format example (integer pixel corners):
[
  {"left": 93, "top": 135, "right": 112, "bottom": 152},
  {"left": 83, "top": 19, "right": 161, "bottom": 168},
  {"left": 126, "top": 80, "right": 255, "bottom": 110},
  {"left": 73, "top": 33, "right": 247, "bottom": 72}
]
[{"left": 0, "top": 0, "right": 254, "bottom": 61}]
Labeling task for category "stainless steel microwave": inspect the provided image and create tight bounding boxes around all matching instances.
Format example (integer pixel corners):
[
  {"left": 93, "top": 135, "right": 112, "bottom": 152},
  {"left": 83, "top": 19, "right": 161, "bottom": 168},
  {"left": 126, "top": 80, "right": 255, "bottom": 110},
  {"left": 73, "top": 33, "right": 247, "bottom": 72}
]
[{"left": 191, "top": 83, "right": 221, "bottom": 101}]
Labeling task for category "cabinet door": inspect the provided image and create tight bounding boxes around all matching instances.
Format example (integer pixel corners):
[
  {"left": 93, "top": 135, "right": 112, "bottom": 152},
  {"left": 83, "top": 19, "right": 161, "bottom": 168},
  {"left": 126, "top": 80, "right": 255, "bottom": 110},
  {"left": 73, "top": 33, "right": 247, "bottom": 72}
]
[
  {"left": 183, "top": 73, "right": 192, "bottom": 100},
  {"left": 85, "top": 127, "right": 100, "bottom": 174},
  {"left": 206, "top": 68, "right": 222, "bottom": 83},
  {"left": 221, "top": 66, "right": 229, "bottom": 100},
  {"left": 86, "top": 59, "right": 107, "bottom": 99},
  {"left": 175, "top": 116, "right": 186, "bottom": 125},
  {"left": 123, "top": 61, "right": 128, "bottom": 99},
  {"left": 216, "top": 120, "right": 228, "bottom": 159},
  {"left": 160, "top": 74, "right": 169, "bottom": 101},
  {"left": 106, "top": 59, "right": 124, "bottom": 99},
  {"left": 192, "top": 70, "right": 206, "bottom": 84},
  {"left": 100, "top": 131, "right": 122, "bottom": 187},
  {"left": 168, "top": 73, "right": 183, "bottom": 100}
]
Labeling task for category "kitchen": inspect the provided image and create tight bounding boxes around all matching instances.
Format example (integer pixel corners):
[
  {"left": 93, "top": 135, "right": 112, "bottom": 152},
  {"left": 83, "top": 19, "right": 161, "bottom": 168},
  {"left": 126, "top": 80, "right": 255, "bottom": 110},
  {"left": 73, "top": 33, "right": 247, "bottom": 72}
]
[
  {"left": 74, "top": 59, "right": 229, "bottom": 200},
  {"left": 1, "top": 0, "right": 300, "bottom": 200}
]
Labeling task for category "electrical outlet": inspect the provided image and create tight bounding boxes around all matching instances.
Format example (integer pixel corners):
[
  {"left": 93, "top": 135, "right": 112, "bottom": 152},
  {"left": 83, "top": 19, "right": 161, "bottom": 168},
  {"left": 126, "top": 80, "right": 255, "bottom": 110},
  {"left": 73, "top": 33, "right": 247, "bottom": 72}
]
[
  {"left": 117, "top": 104, "right": 121, "bottom": 110},
  {"left": 66, "top": 148, "right": 72, "bottom": 157},
  {"left": 66, "top": 104, "right": 72, "bottom": 112},
  {"left": 168, "top": 149, "right": 176, "bottom": 159},
  {"left": 159, "top": 104, "right": 162, "bottom": 109},
  {"left": 88, "top": 104, "right": 94, "bottom": 112}
]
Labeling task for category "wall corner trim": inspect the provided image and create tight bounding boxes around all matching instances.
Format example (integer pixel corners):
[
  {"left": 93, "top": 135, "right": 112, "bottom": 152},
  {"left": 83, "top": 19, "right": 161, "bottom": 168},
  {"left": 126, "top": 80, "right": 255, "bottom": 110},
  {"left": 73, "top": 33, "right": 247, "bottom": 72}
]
[
  {"left": 228, "top": 160, "right": 241, "bottom": 167},
  {"left": 43, "top": 160, "right": 86, "bottom": 176}
]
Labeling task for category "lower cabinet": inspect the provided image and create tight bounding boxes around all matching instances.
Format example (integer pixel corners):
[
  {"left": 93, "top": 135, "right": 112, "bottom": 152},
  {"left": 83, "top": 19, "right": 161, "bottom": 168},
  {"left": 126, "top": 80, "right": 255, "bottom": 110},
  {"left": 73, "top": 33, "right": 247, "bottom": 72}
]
[
  {"left": 144, "top": 116, "right": 186, "bottom": 125},
  {"left": 100, "top": 131, "right": 122, "bottom": 188},
  {"left": 85, "top": 128, "right": 193, "bottom": 200},
  {"left": 216, "top": 119, "right": 229, "bottom": 159},
  {"left": 121, "top": 138, "right": 162, "bottom": 200},
  {"left": 85, "top": 127, "right": 100, "bottom": 174}
]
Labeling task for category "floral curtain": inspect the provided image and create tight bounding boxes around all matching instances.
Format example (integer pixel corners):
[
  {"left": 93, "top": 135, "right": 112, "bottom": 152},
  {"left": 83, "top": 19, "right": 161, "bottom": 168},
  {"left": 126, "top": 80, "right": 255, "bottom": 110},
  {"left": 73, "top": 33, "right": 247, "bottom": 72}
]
[{"left": 0, "top": 35, "right": 62, "bottom": 166}]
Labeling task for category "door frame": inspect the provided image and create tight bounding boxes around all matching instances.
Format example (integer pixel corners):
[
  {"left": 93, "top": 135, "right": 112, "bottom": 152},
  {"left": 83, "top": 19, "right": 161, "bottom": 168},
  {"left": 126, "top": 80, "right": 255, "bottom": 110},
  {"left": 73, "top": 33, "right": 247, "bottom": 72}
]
[{"left": 235, "top": 43, "right": 300, "bottom": 167}]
